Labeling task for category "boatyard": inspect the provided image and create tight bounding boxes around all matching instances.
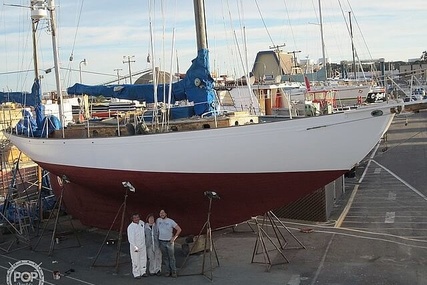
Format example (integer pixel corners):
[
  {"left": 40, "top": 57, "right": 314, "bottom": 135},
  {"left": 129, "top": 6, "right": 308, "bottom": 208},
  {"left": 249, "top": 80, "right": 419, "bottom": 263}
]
[
  {"left": 0, "top": 109, "right": 426, "bottom": 285},
  {"left": 0, "top": 1, "right": 427, "bottom": 284}
]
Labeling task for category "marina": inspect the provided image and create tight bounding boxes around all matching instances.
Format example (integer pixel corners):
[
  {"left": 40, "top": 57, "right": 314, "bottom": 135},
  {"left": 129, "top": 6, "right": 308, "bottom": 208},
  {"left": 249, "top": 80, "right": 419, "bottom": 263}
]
[{"left": 0, "top": 109, "right": 426, "bottom": 284}]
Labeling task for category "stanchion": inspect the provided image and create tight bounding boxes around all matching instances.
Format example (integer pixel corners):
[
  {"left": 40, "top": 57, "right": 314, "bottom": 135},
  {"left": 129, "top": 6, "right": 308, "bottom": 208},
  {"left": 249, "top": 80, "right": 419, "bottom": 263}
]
[{"left": 179, "top": 191, "right": 220, "bottom": 281}]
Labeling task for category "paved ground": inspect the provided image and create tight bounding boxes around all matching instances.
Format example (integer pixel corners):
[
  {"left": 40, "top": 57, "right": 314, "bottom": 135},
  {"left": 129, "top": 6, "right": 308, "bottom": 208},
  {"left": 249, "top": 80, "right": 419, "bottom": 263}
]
[{"left": 0, "top": 109, "right": 426, "bottom": 285}]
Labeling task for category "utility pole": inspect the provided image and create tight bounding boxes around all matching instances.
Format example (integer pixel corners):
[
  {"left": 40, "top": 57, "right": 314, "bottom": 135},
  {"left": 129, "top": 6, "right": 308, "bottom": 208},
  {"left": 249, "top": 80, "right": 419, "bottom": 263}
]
[
  {"left": 123, "top": 55, "right": 135, "bottom": 84},
  {"left": 269, "top": 43, "right": 286, "bottom": 53},
  {"left": 114, "top": 68, "right": 122, "bottom": 84},
  {"left": 287, "top": 51, "right": 301, "bottom": 75},
  {"left": 269, "top": 43, "right": 286, "bottom": 75}
]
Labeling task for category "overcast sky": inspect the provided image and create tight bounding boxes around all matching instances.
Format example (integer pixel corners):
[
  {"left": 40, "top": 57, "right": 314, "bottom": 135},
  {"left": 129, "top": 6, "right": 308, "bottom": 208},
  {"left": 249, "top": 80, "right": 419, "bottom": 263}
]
[{"left": 1, "top": 0, "right": 426, "bottom": 92}]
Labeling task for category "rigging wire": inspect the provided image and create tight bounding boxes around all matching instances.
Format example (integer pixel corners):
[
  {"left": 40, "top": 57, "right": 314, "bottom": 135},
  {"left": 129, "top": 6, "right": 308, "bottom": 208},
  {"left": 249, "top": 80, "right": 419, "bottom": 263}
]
[
  {"left": 224, "top": 1, "right": 242, "bottom": 74},
  {"left": 345, "top": 0, "right": 373, "bottom": 62},
  {"left": 338, "top": 0, "right": 377, "bottom": 82},
  {"left": 65, "top": 0, "right": 85, "bottom": 87},
  {"left": 223, "top": 0, "right": 237, "bottom": 76},
  {"left": 337, "top": 0, "right": 366, "bottom": 79},
  {"left": 165, "top": 0, "right": 178, "bottom": 130},
  {"left": 18, "top": 11, "right": 34, "bottom": 93},
  {"left": 282, "top": 0, "right": 297, "bottom": 49},
  {"left": 0, "top": 4, "right": 10, "bottom": 89},
  {"left": 220, "top": 1, "right": 257, "bottom": 113},
  {"left": 254, "top": 0, "right": 275, "bottom": 48},
  {"left": 148, "top": 0, "right": 159, "bottom": 130},
  {"left": 217, "top": 0, "right": 236, "bottom": 76},
  {"left": 160, "top": 0, "right": 167, "bottom": 131}
]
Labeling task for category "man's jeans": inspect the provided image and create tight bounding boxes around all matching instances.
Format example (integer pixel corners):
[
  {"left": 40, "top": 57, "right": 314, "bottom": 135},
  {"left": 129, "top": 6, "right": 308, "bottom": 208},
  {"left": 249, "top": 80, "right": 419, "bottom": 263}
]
[{"left": 159, "top": 240, "right": 176, "bottom": 273}]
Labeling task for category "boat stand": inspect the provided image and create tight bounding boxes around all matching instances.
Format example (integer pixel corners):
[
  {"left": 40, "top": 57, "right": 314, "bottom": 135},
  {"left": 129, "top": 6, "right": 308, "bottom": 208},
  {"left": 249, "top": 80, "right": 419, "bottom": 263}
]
[
  {"left": 0, "top": 209, "right": 32, "bottom": 253},
  {"left": 32, "top": 176, "right": 81, "bottom": 256},
  {"left": 179, "top": 191, "right": 220, "bottom": 281},
  {"left": 0, "top": 158, "right": 40, "bottom": 253},
  {"left": 91, "top": 182, "right": 134, "bottom": 273},
  {"left": 251, "top": 211, "right": 305, "bottom": 271}
]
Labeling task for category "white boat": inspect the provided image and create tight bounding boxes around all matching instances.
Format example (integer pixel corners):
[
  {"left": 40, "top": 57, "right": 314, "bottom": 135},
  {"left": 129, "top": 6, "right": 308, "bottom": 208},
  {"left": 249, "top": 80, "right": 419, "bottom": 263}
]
[{"left": 5, "top": 0, "right": 401, "bottom": 235}]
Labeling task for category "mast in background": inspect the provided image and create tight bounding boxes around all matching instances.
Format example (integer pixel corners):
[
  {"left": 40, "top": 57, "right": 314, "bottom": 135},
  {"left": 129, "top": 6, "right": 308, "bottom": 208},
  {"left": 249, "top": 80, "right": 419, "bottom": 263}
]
[
  {"left": 47, "top": 0, "right": 65, "bottom": 137},
  {"left": 349, "top": 11, "right": 357, "bottom": 80},
  {"left": 318, "top": 0, "right": 327, "bottom": 78}
]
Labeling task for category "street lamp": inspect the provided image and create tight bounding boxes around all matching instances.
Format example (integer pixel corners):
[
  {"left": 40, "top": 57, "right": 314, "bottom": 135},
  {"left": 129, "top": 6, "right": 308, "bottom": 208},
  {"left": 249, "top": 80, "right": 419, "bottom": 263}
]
[{"left": 79, "top": 59, "right": 87, "bottom": 83}]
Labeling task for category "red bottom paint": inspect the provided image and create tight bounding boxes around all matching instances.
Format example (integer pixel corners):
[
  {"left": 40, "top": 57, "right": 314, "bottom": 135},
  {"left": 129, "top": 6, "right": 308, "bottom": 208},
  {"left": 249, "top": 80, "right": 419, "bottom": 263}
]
[{"left": 41, "top": 162, "right": 345, "bottom": 235}]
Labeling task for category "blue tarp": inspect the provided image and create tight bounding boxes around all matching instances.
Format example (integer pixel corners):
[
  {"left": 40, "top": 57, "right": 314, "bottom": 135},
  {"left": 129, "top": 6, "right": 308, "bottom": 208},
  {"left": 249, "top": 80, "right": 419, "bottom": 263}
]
[
  {"left": 0, "top": 91, "right": 35, "bottom": 106},
  {"left": 0, "top": 79, "right": 40, "bottom": 107},
  {"left": 68, "top": 49, "right": 216, "bottom": 116},
  {"left": 14, "top": 79, "right": 61, "bottom": 137}
]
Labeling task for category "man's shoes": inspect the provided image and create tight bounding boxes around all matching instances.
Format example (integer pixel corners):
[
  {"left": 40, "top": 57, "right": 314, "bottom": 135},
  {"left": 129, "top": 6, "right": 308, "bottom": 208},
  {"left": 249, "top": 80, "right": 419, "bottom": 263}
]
[
  {"left": 171, "top": 272, "right": 178, "bottom": 278},
  {"left": 134, "top": 276, "right": 141, "bottom": 279},
  {"left": 156, "top": 271, "right": 161, "bottom": 276},
  {"left": 163, "top": 272, "right": 171, "bottom": 277},
  {"left": 141, "top": 273, "right": 148, "bottom": 277}
]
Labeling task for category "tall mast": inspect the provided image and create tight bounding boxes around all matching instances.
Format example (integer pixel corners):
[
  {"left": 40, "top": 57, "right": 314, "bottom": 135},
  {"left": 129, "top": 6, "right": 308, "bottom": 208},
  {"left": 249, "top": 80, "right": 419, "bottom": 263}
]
[
  {"left": 47, "top": 0, "right": 65, "bottom": 137},
  {"left": 31, "top": 21, "right": 40, "bottom": 80},
  {"left": 349, "top": 11, "right": 357, "bottom": 80},
  {"left": 318, "top": 0, "right": 327, "bottom": 78},
  {"left": 30, "top": 1, "right": 48, "bottom": 80},
  {"left": 193, "top": 0, "right": 208, "bottom": 50}
]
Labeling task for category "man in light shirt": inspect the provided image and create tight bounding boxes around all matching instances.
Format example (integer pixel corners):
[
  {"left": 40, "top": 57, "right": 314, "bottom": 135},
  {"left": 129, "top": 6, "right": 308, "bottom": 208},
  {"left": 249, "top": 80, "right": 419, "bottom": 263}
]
[{"left": 157, "top": 209, "right": 182, "bottom": 278}]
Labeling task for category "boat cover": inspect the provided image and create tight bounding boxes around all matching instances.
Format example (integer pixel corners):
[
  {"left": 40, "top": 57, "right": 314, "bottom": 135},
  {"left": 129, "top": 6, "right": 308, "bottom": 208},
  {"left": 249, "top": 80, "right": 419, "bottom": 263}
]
[
  {"left": 14, "top": 79, "right": 61, "bottom": 137},
  {"left": 0, "top": 91, "right": 35, "bottom": 106},
  {"left": 68, "top": 49, "right": 216, "bottom": 116}
]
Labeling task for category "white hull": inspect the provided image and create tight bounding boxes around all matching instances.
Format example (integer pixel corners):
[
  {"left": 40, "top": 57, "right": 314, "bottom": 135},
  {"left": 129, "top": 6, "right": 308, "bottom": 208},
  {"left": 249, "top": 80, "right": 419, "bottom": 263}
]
[
  {"left": 5, "top": 101, "right": 400, "bottom": 234},
  {"left": 7, "top": 103, "right": 396, "bottom": 175}
]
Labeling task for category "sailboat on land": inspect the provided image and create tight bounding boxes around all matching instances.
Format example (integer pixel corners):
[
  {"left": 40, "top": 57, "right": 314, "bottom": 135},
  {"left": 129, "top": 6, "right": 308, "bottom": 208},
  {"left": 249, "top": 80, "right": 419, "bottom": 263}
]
[{"left": 6, "top": 0, "right": 400, "bottom": 235}]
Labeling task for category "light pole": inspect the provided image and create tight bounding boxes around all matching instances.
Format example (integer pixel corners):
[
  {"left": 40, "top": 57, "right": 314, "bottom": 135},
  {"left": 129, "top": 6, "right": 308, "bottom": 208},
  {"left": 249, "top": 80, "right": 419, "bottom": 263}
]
[
  {"left": 123, "top": 55, "right": 135, "bottom": 84},
  {"left": 114, "top": 68, "right": 122, "bottom": 84},
  {"left": 79, "top": 58, "right": 87, "bottom": 83}
]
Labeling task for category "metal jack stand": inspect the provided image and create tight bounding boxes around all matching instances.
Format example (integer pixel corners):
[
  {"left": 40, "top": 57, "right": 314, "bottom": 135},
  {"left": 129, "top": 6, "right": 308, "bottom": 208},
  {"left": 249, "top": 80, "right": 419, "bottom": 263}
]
[
  {"left": 92, "top": 181, "right": 135, "bottom": 273},
  {"left": 33, "top": 175, "right": 81, "bottom": 255},
  {"left": 251, "top": 211, "right": 305, "bottom": 271},
  {"left": 0, "top": 210, "right": 31, "bottom": 253},
  {"left": 180, "top": 191, "right": 220, "bottom": 281},
  {"left": 0, "top": 155, "right": 33, "bottom": 253}
]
